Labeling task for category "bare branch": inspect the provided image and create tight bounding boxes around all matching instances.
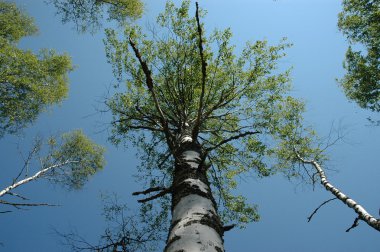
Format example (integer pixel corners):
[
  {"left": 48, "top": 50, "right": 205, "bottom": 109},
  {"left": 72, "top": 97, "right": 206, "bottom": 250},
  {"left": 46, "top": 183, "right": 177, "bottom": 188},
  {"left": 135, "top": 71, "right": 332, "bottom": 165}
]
[
  {"left": 307, "top": 198, "right": 337, "bottom": 222},
  {"left": 132, "top": 186, "right": 166, "bottom": 196},
  {"left": 223, "top": 224, "right": 236, "bottom": 232},
  {"left": 295, "top": 151, "right": 380, "bottom": 232},
  {"left": 346, "top": 216, "right": 360, "bottom": 232},
  {"left": 0, "top": 199, "right": 59, "bottom": 208},
  {"left": 136, "top": 187, "right": 172, "bottom": 203}
]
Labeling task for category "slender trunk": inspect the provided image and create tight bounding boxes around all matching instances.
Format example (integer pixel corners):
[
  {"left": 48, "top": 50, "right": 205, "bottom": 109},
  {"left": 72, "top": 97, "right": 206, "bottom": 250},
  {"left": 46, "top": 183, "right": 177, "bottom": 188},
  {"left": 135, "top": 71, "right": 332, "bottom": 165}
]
[{"left": 164, "top": 135, "right": 224, "bottom": 252}]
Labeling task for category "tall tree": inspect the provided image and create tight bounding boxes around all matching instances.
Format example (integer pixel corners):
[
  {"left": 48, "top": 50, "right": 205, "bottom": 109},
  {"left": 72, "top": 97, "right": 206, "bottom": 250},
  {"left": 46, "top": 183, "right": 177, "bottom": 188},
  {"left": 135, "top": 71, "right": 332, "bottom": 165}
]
[
  {"left": 47, "top": 0, "right": 144, "bottom": 33},
  {"left": 0, "top": 0, "right": 73, "bottom": 138},
  {"left": 338, "top": 0, "right": 380, "bottom": 112},
  {"left": 104, "top": 1, "right": 320, "bottom": 250}
]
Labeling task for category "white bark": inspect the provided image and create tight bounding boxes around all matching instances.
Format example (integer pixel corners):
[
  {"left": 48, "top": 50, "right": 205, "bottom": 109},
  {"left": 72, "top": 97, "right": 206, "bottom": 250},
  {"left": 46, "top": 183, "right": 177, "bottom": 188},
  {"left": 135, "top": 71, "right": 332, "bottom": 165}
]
[
  {"left": 0, "top": 160, "right": 75, "bottom": 198},
  {"left": 296, "top": 153, "right": 380, "bottom": 232},
  {"left": 166, "top": 194, "right": 223, "bottom": 252},
  {"left": 165, "top": 135, "right": 224, "bottom": 252}
]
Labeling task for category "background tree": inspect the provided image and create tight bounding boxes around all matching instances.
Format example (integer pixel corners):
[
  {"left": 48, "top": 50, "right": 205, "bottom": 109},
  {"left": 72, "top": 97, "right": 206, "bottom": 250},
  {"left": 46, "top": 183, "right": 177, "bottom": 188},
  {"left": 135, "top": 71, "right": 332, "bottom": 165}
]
[
  {"left": 338, "top": 0, "right": 380, "bottom": 112},
  {"left": 47, "top": 0, "right": 144, "bottom": 33},
  {"left": 0, "top": 0, "right": 73, "bottom": 138},
  {"left": 58, "top": 193, "right": 166, "bottom": 252},
  {"left": 0, "top": 1, "right": 105, "bottom": 213},
  {"left": 104, "top": 1, "right": 321, "bottom": 250},
  {"left": 0, "top": 130, "right": 105, "bottom": 212}
]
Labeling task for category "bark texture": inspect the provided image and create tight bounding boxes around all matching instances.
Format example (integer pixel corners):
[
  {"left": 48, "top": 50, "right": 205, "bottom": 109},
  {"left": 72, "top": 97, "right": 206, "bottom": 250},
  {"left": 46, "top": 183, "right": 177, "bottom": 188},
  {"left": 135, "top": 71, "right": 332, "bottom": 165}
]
[
  {"left": 164, "top": 135, "right": 224, "bottom": 252},
  {"left": 296, "top": 153, "right": 380, "bottom": 232}
]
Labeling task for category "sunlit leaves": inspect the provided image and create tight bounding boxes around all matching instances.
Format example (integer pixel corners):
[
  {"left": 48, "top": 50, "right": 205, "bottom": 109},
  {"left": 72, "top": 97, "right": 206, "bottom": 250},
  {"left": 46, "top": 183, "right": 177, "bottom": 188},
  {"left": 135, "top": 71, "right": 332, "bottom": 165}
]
[
  {"left": 46, "top": 130, "right": 105, "bottom": 190},
  {"left": 338, "top": 0, "right": 380, "bottom": 111},
  {"left": 0, "top": 1, "right": 73, "bottom": 137},
  {"left": 48, "top": 0, "right": 144, "bottom": 33},
  {"left": 105, "top": 0, "right": 318, "bottom": 227}
]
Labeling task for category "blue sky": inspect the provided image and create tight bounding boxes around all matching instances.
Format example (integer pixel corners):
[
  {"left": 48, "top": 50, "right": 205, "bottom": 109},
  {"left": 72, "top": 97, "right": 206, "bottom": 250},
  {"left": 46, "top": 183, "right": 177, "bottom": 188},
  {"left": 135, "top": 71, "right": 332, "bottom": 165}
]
[{"left": 1, "top": 0, "right": 380, "bottom": 251}]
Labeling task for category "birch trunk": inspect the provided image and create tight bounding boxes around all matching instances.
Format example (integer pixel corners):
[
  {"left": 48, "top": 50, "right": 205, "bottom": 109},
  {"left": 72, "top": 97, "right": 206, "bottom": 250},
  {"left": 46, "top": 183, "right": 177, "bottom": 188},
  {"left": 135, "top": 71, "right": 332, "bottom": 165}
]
[{"left": 164, "top": 135, "right": 224, "bottom": 252}]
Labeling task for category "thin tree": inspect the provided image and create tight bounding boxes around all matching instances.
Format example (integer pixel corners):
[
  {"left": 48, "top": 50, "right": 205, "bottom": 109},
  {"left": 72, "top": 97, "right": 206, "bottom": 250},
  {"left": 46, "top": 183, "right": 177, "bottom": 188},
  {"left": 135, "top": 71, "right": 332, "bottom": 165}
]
[
  {"left": 0, "top": 131, "right": 105, "bottom": 213},
  {"left": 104, "top": 1, "right": 320, "bottom": 251}
]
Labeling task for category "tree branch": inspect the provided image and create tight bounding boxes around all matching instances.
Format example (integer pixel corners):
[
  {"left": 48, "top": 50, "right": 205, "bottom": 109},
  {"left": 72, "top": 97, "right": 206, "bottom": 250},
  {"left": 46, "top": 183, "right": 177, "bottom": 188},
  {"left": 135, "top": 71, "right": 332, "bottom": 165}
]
[
  {"left": 346, "top": 216, "right": 360, "bottom": 232},
  {"left": 307, "top": 198, "right": 337, "bottom": 222},
  {"left": 205, "top": 131, "right": 260, "bottom": 153},
  {"left": 295, "top": 152, "right": 380, "bottom": 232},
  {"left": 132, "top": 186, "right": 166, "bottom": 196},
  {"left": 193, "top": 2, "right": 207, "bottom": 140},
  {"left": 0, "top": 160, "right": 77, "bottom": 198},
  {"left": 128, "top": 37, "right": 175, "bottom": 152},
  {"left": 135, "top": 187, "right": 172, "bottom": 203}
]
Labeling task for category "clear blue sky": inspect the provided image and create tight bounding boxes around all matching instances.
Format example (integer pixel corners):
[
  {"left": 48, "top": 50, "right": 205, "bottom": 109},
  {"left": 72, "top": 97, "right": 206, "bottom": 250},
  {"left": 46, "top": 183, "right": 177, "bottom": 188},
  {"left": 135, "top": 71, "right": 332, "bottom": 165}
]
[{"left": 1, "top": 0, "right": 379, "bottom": 251}]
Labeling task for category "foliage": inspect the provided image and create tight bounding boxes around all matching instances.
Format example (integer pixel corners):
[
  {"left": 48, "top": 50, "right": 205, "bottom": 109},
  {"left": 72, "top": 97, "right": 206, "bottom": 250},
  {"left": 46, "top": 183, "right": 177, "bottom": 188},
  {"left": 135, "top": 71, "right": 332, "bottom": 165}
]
[
  {"left": 48, "top": 0, "right": 144, "bottom": 33},
  {"left": 0, "top": 1, "right": 73, "bottom": 138},
  {"left": 46, "top": 130, "right": 106, "bottom": 190},
  {"left": 0, "top": 130, "right": 105, "bottom": 212},
  {"left": 104, "top": 0, "right": 320, "bottom": 227},
  {"left": 338, "top": 0, "right": 380, "bottom": 111}
]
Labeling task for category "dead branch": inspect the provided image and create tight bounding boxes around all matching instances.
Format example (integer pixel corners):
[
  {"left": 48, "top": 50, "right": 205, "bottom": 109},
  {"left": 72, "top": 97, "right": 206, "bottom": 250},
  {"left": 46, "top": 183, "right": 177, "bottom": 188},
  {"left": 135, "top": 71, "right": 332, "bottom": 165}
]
[
  {"left": 193, "top": 2, "right": 207, "bottom": 140},
  {"left": 136, "top": 187, "right": 172, "bottom": 203},
  {"left": 307, "top": 198, "right": 337, "bottom": 222},
  {"left": 223, "top": 224, "right": 236, "bottom": 232},
  {"left": 132, "top": 186, "right": 166, "bottom": 196},
  {"left": 346, "top": 216, "right": 360, "bottom": 232}
]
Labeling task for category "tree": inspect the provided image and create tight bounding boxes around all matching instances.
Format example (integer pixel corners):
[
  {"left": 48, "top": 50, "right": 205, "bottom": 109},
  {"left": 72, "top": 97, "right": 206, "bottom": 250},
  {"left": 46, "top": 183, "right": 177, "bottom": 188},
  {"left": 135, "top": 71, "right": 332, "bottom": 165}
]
[
  {"left": 104, "top": 1, "right": 322, "bottom": 250},
  {"left": 47, "top": 0, "right": 144, "bottom": 33},
  {"left": 0, "top": 0, "right": 73, "bottom": 138},
  {"left": 58, "top": 193, "right": 166, "bottom": 252},
  {"left": 0, "top": 130, "right": 105, "bottom": 212},
  {"left": 338, "top": 0, "right": 380, "bottom": 112},
  {"left": 0, "top": 2, "right": 105, "bottom": 213}
]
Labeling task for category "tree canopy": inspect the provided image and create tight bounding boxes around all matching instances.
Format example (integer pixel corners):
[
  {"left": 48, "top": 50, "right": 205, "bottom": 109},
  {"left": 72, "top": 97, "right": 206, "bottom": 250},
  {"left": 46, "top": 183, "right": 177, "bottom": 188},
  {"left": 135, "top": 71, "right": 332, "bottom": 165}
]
[
  {"left": 0, "top": 1, "right": 73, "bottom": 137},
  {"left": 338, "top": 0, "right": 380, "bottom": 111},
  {"left": 48, "top": 0, "right": 144, "bottom": 33},
  {"left": 105, "top": 0, "right": 320, "bottom": 230}
]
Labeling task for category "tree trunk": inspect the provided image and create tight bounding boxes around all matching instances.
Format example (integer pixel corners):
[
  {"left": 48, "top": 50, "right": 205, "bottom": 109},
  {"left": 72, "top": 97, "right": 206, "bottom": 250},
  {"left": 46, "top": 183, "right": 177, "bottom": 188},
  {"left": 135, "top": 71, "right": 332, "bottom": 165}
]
[{"left": 164, "top": 135, "right": 224, "bottom": 252}]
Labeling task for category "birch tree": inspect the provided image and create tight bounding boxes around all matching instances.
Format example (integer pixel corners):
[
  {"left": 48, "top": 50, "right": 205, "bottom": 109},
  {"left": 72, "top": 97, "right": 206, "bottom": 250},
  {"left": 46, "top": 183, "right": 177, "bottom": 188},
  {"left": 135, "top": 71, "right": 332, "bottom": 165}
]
[
  {"left": 104, "top": 1, "right": 321, "bottom": 251},
  {"left": 0, "top": 130, "right": 105, "bottom": 212}
]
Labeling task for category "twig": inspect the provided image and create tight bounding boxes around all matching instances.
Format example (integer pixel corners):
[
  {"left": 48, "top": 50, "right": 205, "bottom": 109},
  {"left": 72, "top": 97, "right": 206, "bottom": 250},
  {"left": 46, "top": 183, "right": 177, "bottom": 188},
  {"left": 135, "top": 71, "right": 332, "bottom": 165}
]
[
  {"left": 307, "top": 198, "right": 337, "bottom": 222},
  {"left": 346, "top": 216, "right": 360, "bottom": 232},
  {"left": 295, "top": 151, "right": 380, "bottom": 232}
]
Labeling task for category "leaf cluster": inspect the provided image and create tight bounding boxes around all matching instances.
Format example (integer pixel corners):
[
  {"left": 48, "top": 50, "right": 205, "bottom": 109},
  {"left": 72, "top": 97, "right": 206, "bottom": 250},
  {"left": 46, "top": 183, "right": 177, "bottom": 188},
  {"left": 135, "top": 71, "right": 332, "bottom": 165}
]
[
  {"left": 48, "top": 0, "right": 144, "bottom": 33},
  {"left": 338, "top": 0, "right": 380, "bottom": 111},
  {"left": 0, "top": 1, "right": 73, "bottom": 138}
]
